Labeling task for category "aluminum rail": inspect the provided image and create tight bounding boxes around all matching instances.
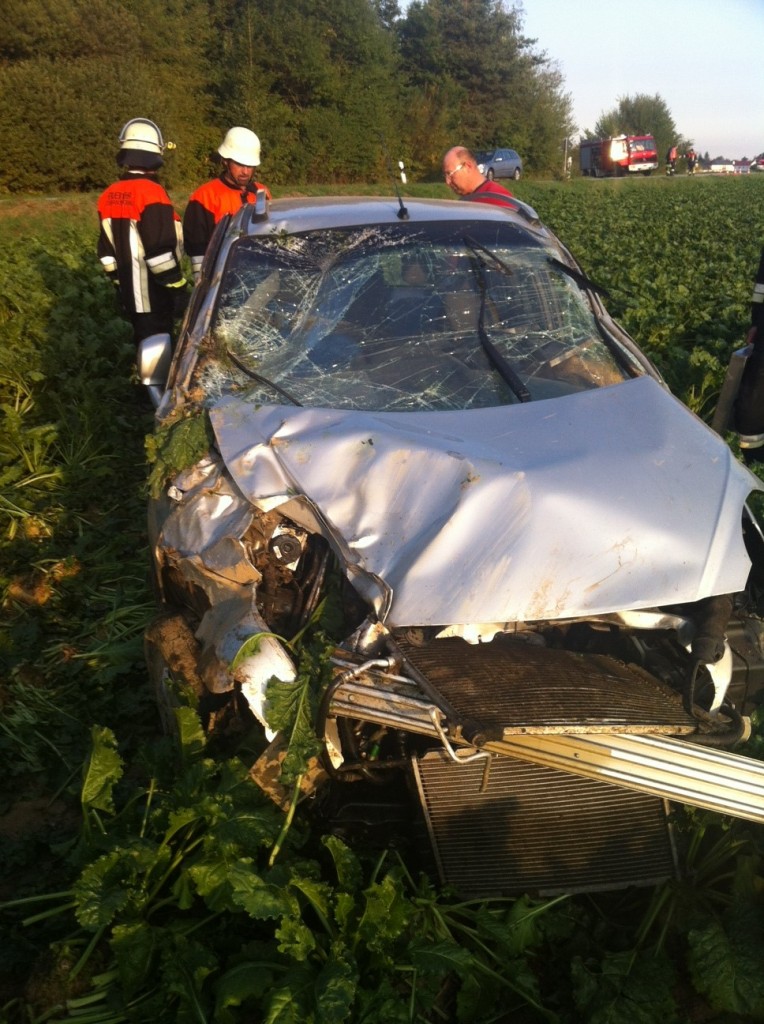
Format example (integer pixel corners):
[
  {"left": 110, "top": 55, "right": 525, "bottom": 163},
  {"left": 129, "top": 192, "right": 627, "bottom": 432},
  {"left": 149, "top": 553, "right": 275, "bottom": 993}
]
[
  {"left": 485, "top": 732, "right": 764, "bottom": 825},
  {"left": 329, "top": 677, "right": 448, "bottom": 736},
  {"left": 328, "top": 673, "right": 764, "bottom": 824}
]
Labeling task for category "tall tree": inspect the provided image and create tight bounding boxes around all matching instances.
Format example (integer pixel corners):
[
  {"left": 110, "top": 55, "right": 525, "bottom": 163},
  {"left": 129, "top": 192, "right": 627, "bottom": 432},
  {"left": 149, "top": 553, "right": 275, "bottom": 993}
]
[
  {"left": 0, "top": 0, "right": 214, "bottom": 191},
  {"left": 397, "top": 0, "right": 573, "bottom": 176},
  {"left": 503, "top": 63, "right": 574, "bottom": 176},
  {"left": 205, "top": 0, "right": 403, "bottom": 184}
]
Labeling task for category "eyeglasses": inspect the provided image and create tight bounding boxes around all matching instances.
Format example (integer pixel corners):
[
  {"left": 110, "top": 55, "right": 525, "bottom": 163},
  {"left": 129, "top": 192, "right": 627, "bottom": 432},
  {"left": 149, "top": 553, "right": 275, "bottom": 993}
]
[{"left": 444, "top": 162, "right": 465, "bottom": 181}]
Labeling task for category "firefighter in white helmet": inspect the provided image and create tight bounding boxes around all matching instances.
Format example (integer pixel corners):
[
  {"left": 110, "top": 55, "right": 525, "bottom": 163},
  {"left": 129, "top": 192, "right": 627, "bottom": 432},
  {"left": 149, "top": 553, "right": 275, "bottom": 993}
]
[
  {"left": 183, "top": 127, "right": 272, "bottom": 281},
  {"left": 97, "top": 118, "right": 188, "bottom": 405}
]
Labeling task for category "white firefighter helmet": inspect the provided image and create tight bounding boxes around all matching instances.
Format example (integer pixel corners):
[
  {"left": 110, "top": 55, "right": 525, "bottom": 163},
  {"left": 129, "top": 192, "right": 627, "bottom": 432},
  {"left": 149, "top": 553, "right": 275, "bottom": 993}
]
[
  {"left": 119, "top": 118, "right": 165, "bottom": 156},
  {"left": 218, "top": 127, "right": 261, "bottom": 166}
]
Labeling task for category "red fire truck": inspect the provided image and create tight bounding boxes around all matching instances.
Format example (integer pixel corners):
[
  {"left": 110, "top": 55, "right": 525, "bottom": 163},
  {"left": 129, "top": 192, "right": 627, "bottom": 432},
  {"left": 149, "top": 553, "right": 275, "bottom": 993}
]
[{"left": 579, "top": 135, "right": 659, "bottom": 177}]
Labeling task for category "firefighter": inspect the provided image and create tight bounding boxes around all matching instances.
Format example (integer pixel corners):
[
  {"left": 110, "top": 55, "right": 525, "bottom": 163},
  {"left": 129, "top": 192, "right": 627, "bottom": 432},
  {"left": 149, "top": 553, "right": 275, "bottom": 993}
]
[
  {"left": 183, "top": 127, "right": 272, "bottom": 281},
  {"left": 666, "top": 145, "right": 678, "bottom": 175},
  {"left": 97, "top": 118, "right": 187, "bottom": 406},
  {"left": 734, "top": 248, "right": 764, "bottom": 462}
]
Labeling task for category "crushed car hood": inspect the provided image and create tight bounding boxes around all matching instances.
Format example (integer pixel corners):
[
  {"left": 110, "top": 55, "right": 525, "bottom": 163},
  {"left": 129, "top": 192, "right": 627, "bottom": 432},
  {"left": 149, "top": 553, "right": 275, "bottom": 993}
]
[{"left": 208, "top": 375, "right": 762, "bottom": 627}]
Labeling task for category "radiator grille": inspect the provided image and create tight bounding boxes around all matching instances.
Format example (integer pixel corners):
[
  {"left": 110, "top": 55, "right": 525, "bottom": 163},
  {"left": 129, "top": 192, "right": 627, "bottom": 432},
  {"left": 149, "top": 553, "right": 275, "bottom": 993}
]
[
  {"left": 397, "top": 636, "right": 695, "bottom": 734},
  {"left": 413, "top": 750, "right": 675, "bottom": 896}
]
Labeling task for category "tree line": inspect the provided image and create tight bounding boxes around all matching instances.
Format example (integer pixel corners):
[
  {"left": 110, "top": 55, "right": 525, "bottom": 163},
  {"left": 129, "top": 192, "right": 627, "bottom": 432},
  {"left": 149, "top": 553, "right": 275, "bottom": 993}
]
[{"left": 0, "top": 0, "right": 577, "bottom": 192}]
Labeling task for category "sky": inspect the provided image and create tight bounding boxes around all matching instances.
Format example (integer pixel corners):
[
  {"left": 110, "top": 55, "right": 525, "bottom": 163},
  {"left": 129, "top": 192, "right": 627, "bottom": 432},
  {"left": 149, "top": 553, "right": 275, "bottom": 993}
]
[{"left": 518, "top": 0, "right": 764, "bottom": 159}]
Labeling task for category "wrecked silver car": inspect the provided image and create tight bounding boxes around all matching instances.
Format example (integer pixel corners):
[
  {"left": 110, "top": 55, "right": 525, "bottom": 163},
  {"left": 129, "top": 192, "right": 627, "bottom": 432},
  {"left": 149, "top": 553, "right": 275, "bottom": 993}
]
[{"left": 147, "top": 195, "right": 764, "bottom": 896}]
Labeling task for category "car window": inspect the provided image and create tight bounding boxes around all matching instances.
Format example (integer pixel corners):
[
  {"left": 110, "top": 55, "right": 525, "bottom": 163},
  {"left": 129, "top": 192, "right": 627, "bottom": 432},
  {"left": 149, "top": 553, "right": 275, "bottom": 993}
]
[{"left": 199, "top": 223, "right": 634, "bottom": 412}]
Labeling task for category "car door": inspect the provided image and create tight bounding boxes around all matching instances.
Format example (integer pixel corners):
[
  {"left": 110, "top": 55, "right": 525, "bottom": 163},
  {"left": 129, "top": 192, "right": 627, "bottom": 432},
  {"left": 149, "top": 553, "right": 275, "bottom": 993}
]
[
  {"left": 507, "top": 150, "right": 522, "bottom": 178},
  {"left": 491, "top": 150, "right": 508, "bottom": 177}
]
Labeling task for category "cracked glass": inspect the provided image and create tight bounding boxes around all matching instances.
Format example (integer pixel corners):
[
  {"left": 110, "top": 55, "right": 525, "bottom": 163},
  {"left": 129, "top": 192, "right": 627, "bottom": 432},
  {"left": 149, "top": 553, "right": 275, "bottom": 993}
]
[{"left": 199, "top": 222, "right": 633, "bottom": 411}]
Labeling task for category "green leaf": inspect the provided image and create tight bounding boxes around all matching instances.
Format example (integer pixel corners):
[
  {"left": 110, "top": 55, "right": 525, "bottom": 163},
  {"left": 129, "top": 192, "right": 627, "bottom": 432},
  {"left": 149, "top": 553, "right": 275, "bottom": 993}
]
[
  {"left": 314, "top": 955, "right": 357, "bottom": 1024},
  {"left": 159, "top": 934, "right": 219, "bottom": 1024},
  {"left": 334, "top": 891, "right": 358, "bottom": 937},
  {"left": 276, "top": 915, "right": 318, "bottom": 960},
  {"left": 174, "top": 705, "right": 207, "bottom": 762},
  {"left": 571, "top": 950, "right": 676, "bottom": 1024},
  {"left": 503, "top": 893, "right": 570, "bottom": 956},
  {"left": 185, "top": 860, "right": 235, "bottom": 912},
  {"left": 229, "top": 861, "right": 292, "bottom": 920},
  {"left": 353, "top": 979, "right": 411, "bottom": 1023},
  {"left": 456, "top": 969, "right": 509, "bottom": 1023},
  {"left": 688, "top": 917, "right": 764, "bottom": 1018},
  {"left": 322, "top": 835, "right": 363, "bottom": 895},
  {"left": 265, "top": 673, "right": 314, "bottom": 735},
  {"left": 73, "top": 850, "right": 133, "bottom": 929},
  {"left": 265, "top": 673, "right": 323, "bottom": 785},
  {"left": 214, "top": 961, "right": 280, "bottom": 1024},
  {"left": 172, "top": 867, "right": 196, "bottom": 911},
  {"left": 289, "top": 876, "right": 334, "bottom": 935},
  {"left": 409, "top": 937, "right": 473, "bottom": 975},
  {"left": 81, "top": 725, "right": 123, "bottom": 814},
  {"left": 145, "top": 411, "right": 215, "bottom": 499},
  {"left": 356, "top": 873, "right": 412, "bottom": 954},
  {"left": 111, "top": 921, "right": 160, "bottom": 996},
  {"left": 73, "top": 839, "right": 171, "bottom": 930},
  {"left": 264, "top": 965, "right": 317, "bottom": 1024}
]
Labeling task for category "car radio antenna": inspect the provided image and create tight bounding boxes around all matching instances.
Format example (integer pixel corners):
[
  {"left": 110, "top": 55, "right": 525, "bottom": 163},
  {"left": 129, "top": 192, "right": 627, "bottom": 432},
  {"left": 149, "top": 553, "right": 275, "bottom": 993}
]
[{"left": 380, "top": 133, "right": 409, "bottom": 220}]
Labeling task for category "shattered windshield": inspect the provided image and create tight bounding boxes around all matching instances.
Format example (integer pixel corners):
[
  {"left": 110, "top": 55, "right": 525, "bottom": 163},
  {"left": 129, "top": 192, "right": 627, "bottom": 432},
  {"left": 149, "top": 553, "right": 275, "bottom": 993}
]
[{"left": 201, "top": 222, "right": 634, "bottom": 411}]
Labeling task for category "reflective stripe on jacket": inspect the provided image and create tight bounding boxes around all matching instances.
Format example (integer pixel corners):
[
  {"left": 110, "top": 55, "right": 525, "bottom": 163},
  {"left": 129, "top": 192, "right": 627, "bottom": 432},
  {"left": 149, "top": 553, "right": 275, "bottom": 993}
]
[{"left": 97, "top": 173, "right": 184, "bottom": 315}]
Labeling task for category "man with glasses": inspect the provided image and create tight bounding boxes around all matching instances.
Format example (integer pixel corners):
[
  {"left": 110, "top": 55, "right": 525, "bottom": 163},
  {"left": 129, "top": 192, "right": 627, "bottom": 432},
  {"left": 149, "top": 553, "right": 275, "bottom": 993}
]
[{"left": 442, "top": 147, "right": 516, "bottom": 208}]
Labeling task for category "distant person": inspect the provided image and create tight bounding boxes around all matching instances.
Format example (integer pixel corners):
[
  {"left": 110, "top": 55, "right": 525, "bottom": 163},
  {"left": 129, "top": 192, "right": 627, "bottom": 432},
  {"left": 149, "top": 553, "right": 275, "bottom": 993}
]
[
  {"left": 734, "top": 247, "right": 764, "bottom": 463},
  {"left": 183, "top": 127, "right": 272, "bottom": 281},
  {"left": 666, "top": 145, "right": 678, "bottom": 175},
  {"left": 442, "top": 147, "right": 516, "bottom": 208},
  {"left": 686, "top": 148, "right": 697, "bottom": 174},
  {"left": 97, "top": 118, "right": 187, "bottom": 404}
]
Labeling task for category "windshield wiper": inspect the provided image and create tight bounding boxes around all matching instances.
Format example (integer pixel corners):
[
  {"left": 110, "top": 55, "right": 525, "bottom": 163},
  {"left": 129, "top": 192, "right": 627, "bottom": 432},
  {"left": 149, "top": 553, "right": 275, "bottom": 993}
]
[
  {"left": 546, "top": 256, "right": 610, "bottom": 299},
  {"left": 463, "top": 234, "right": 514, "bottom": 278},
  {"left": 476, "top": 280, "right": 531, "bottom": 403},
  {"left": 461, "top": 246, "right": 531, "bottom": 404},
  {"left": 226, "top": 348, "right": 303, "bottom": 406}
]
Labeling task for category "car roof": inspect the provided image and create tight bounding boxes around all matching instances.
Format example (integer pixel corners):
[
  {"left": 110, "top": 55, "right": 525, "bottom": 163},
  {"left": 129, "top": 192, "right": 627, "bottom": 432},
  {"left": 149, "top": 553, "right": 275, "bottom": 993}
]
[{"left": 236, "top": 194, "right": 543, "bottom": 239}]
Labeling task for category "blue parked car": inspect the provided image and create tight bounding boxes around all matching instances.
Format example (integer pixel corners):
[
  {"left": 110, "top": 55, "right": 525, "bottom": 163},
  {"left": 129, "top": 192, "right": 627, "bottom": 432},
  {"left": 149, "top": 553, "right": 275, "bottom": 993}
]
[{"left": 478, "top": 147, "right": 522, "bottom": 180}]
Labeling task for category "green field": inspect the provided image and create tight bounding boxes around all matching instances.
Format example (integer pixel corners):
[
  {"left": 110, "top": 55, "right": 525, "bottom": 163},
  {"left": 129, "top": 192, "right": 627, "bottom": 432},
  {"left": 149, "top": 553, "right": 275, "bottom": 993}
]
[{"left": 2, "top": 176, "right": 764, "bottom": 1024}]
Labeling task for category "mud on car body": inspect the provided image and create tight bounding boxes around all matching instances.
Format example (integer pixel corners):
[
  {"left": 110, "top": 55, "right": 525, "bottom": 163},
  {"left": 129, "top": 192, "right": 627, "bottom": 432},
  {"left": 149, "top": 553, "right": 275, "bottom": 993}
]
[{"left": 147, "top": 194, "right": 764, "bottom": 896}]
